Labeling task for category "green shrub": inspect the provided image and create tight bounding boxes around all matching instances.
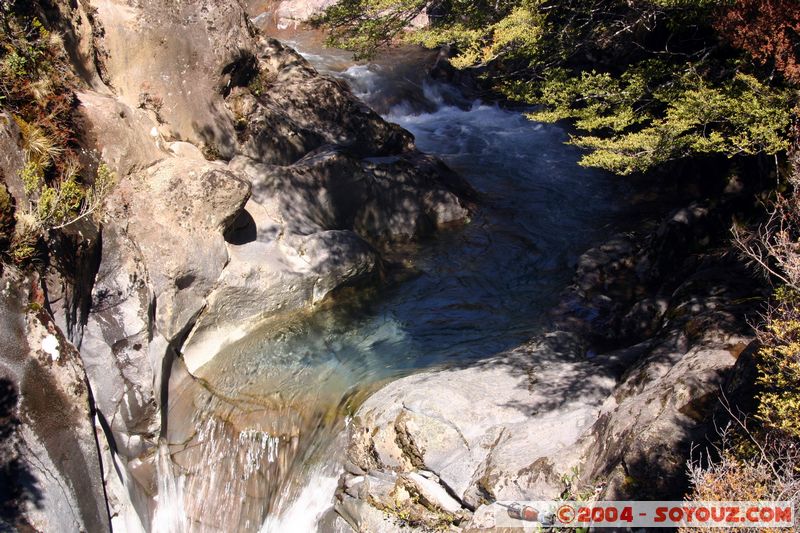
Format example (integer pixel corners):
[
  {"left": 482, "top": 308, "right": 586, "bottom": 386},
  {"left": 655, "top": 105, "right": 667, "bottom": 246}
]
[
  {"left": 3, "top": 49, "right": 28, "bottom": 78},
  {"left": 755, "top": 288, "right": 800, "bottom": 438}
]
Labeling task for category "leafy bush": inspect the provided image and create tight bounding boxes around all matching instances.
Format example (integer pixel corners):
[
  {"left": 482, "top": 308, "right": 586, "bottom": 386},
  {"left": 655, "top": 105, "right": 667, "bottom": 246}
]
[
  {"left": 683, "top": 416, "right": 800, "bottom": 533},
  {"left": 716, "top": 0, "right": 800, "bottom": 85},
  {"left": 8, "top": 162, "right": 116, "bottom": 264}
]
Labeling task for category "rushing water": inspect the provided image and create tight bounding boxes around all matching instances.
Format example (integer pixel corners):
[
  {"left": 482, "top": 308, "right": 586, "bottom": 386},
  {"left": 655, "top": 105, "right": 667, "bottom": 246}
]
[{"left": 156, "top": 31, "right": 628, "bottom": 532}]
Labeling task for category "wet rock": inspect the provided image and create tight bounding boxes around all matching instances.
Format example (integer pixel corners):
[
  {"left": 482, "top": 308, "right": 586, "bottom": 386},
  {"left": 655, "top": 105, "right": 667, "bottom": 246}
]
[
  {"left": 181, "top": 222, "right": 379, "bottom": 372},
  {"left": 10, "top": 0, "right": 476, "bottom": 528},
  {"left": 77, "top": 156, "right": 251, "bottom": 526},
  {"left": 226, "top": 37, "right": 416, "bottom": 165},
  {"left": 342, "top": 322, "right": 753, "bottom": 527},
  {"left": 234, "top": 149, "right": 469, "bottom": 244}
]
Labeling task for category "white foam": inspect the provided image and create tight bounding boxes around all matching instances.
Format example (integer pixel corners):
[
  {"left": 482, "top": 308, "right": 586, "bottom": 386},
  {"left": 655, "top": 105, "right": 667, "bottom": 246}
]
[
  {"left": 151, "top": 443, "right": 188, "bottom": 533},
  {"left": 259, "top": 466, "right": 339, "bottom": 533}
]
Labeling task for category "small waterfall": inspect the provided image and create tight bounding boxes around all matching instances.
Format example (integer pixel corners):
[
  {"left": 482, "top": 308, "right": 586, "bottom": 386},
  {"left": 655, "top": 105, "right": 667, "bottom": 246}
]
[
  {"left": 179, "top": 416, "right": 285, "bottom": 526},
  {"left": 259, "top": 462, "right": 341, "bottom": 533},
  {"left": 260, "top": 420, "right": 350, "bottom": 532},
  {"left": 151, "top": 356, "right": 349, "bottom": 532},
  {"left": 152, "top": 442, "right": 188, "bottom": 533}
]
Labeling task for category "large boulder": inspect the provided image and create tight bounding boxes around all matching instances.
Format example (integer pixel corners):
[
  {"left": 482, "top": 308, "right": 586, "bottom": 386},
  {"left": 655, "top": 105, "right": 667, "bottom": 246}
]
[
  {"left": 340, "top": 332, "right": 614, "bottom": 525},
  {"left": 75, "top": 91, "right": 164, "bottom": 178},
  {"left": 254, "top": 38, "right": 414, "bottom": 156},
  {"left": 86, "top": 0, "right": 257, "bottom": 156},
  {"left": 105, "top": 158, "right": 251, "bottom": 339},
  {"left": 226, "top": 37, "right": 415, "bottom": 165}
]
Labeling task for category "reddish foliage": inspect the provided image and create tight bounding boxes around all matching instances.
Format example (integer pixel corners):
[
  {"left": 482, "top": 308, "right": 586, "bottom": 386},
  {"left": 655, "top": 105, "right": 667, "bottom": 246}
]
[{"left": 716, "top": 0, "right": 800, "bottom": 85}]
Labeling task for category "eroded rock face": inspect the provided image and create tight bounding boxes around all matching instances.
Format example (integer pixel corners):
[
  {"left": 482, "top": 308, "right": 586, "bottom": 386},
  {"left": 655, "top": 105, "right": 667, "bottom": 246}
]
[
  {"left": 180, "top": 146, "right": 470, "bottom": 372},
  {"left": 3, "top": 0, "right": 474, "bottom": 528},
  {"left": 87, "top": 0, "right": 257, "bottom": 156},
  {"left": 18, "top": 0, "right": 474, "bottom": 529},
  {"left": 75, "top": 91, "right": 164, "bottom": 178},
  {"left": 581, "top": 329, "right": 751, "bottom": 501},
  {"left": 0, "top": 114, "right": 25, "bottom": 207},
  {"left": 107, "top": 159, "right": 251, "bottom": 338},
  {"left": 0, "top": 270, "right": 109, "bottom": 532},
  {"left": 75, "top": 158, "right": 252, "bottom": 529}
]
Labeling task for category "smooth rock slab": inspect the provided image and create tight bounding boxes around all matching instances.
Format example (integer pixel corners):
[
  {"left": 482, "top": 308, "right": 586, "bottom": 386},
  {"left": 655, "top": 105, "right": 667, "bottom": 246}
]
[{"left": 346, "top": 332, "right": 616, "bottom": 509}]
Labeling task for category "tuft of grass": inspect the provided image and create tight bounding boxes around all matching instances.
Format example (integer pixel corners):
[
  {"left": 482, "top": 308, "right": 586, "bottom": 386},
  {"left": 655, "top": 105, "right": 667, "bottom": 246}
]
[
  {"left": 14, "top": 116, "right": 62, "bottom": 170},
  {"left": 10, "top": 210, "right": 42, "bottom": 264}
]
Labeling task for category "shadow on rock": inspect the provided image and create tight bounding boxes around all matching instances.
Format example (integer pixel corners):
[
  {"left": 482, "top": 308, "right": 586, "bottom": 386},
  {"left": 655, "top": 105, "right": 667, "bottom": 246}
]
[{"left": 0, "top": 377, "right": 43, "bottom": 530}]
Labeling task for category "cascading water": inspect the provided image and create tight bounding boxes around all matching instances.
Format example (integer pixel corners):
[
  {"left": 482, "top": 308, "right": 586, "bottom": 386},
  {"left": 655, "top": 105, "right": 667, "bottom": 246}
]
[
  {"left": 151, "top": 29, "right": 629, "bottom": 532},
  {"left": 152, "top": 442, "right": 188, "bottom": 533}
]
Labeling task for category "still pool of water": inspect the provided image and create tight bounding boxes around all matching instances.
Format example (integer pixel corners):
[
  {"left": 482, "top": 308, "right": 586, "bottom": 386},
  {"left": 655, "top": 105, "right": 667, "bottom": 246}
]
[{"left": 156, "top": 32, "right": 629, "bottom": 533}]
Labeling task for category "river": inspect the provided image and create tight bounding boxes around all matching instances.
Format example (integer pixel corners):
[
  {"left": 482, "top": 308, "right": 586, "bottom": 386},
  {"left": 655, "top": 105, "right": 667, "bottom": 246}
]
[{"left": 154, "top": 30, "right": 628, "bottom": 532}]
